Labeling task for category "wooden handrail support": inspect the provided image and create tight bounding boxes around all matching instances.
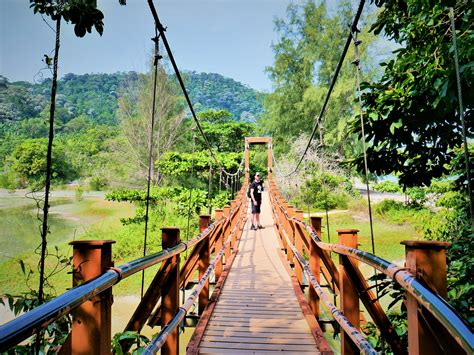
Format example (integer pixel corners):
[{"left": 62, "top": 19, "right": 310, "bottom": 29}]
[
  {"left": 214, "top": 209, "right": 224, "bottom": 280},
  {"left": 309, "top": 217, "right": 322, "bottom": 319},
  {"left": 402, "top": 240, "right": 465, "bottom": 354},
  {"left": 161, "top": 228, "right": 180, "bottom": 355},
  {"left": 338, "top": 229, "right": 360, "bottom": 355},
  {"left": 198, "top": 215, "right": 211, "bottom": 315},
  {"left": 68, "top": 240, "right": 115, "bottom": 355},
  {"left": 294, "top": 210, "right": 305, "bottom": 286}
]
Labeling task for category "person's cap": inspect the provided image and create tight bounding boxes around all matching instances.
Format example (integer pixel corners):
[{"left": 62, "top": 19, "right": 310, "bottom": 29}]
[{"left": 256, "top": 172, "right": 260, "bottom": 176}]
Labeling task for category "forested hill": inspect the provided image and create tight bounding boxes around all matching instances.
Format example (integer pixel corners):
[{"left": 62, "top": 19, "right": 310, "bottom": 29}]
[
  {"left": 0, "top": 71, "right": 264, "bottom": 125},
  {"left": 184, "top": 71, "right": 264, "bottom": 122}
]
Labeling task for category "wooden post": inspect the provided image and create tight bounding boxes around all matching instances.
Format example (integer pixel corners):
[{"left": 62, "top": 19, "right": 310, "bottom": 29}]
[
  {"left": 286, "top": 205, "right": 295, "bottom": 266},
  {"left": 244, "top": 141, "right": 250, "bottom": 180},
  {"left": 198, "top": 215, "right": 211, "bottom": 315},
  {"left": 294, "top": 210, "right": 304, "bottom": 286},
  {"left": 223, "top": 205, "right": 231, "bottom": 265},
  {"left": 69, "top": 240, "right": 115, "bottom": 355},
  {"left": 214, "top": 209, "right": 223, "bottom": 281},
  {"left": 267, "top": 141, "right": 273, "bottom": 178},
  {"left": 401, "top": 240, "right": 456, "bottom": 355},
  {"left": 161, "top": 228, "right": 180, "bottom": 355},
  {"left": 338, "top": 229, "right": 360, "bottom": 355},
  {"left": 309, "top": 217, "right": 322, "bottom": 319}
]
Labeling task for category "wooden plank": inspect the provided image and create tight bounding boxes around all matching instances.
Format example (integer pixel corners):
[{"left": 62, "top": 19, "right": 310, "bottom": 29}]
[
  {"left": 200, "top": 341, "right": 317, "bottom": 351},
  {"left": 205, "top": 325, "right": 313, "bottom": 334},
  {"left": 202, "top": 336, "right": 316, "bottom": 345},
  {"left": 200, "top": 349, "right": 318, "bottom": 355},
  {"left": 206, "top": 319, "right": 310, "bottom": 329},
  {"left": 204, "top": 330, "right": 315, "bottom": 339}
]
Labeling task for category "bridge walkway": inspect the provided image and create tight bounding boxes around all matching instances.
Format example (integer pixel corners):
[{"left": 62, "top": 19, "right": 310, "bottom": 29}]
[{"left": 198, "top": 192, "right": 321, "bottom": 354}]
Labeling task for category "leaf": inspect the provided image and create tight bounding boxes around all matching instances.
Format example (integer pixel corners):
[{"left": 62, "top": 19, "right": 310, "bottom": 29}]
[{"left": 389, "top": 120, "right": 402, "bottom": 134}]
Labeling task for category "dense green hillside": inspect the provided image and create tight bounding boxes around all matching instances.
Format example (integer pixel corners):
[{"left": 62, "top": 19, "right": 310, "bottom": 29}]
[
  {"left": 0, "top": 71, "right": 263, "bottom": 125},
  {"left": 184, "top": 71, "right": 264, "bottom": 122}
]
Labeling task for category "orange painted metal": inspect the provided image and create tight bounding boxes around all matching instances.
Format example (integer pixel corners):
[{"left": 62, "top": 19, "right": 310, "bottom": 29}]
[
  {"left": 160, "top": 228, "right": 180, "bottom": 355},
  {"left": 69, "top": 240, "right": 115, "bottom": 355},
  {"left": 286, "top": 205, "right": 295, "bottom": 266},
  {"left": 223, "top": 205, "right": 231, "bottom": 264},
  {"left": 337, "top": 229, "right": 360, "bottom": 355},
  {"left": 198, "top": 215, "right": 211, "bottom": 315}
]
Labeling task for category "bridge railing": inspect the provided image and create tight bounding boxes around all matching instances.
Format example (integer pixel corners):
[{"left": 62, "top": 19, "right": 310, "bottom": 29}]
[
  {"left": 0, "top": 182, "right": 249, "bottom": 354},
  {"left": 268, "top": 178, "right": 474, "bottom": 355}
]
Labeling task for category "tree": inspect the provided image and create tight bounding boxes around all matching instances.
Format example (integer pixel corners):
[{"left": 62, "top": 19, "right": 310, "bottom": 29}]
[
  {"left": 117, "top": 63, "right": 186, "bottom": 185},
  {"left": 351, "top": 0, "right": 473, "bottom": 189},
  {"left": 261, "top": 0, "right": 378, "bottom": 155}
]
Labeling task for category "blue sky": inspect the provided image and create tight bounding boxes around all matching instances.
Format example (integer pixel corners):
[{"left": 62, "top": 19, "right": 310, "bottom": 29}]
[{"left": 0, "top": 0, "right": 318, "bottom": 91}]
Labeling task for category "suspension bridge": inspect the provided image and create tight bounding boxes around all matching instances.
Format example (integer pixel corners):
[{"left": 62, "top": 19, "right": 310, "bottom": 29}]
[
  {"left": 0, "top": 138, "right": 473, "bottom": 354},
  {"left": 1, "top": 0, "right": 473, "bottom": 353}
]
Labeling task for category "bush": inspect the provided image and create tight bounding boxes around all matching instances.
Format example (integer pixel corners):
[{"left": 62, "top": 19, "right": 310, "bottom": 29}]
[
  {"left": 89, "top": 175, "right": 108, "bottom": 190},
  {"left": 373, "top": 180, "right": 401, "bottom": 193}
]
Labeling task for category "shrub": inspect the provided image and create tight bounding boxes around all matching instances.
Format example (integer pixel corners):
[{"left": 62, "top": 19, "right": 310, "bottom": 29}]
[
  {"left": 89, "top": 175, "right": 108, "bottom": 190},
  {"left": 373, "top": 180, "right": 401, "bottom": 193}
]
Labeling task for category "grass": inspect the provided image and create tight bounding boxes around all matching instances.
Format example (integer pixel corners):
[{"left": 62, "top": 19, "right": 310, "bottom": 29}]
[{"left": 310, "top": 198, "right": 422, "bottom": 263}]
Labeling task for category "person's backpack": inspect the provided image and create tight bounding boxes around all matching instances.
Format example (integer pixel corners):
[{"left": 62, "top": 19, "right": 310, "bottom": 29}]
[{"left": 247, "top": 184, "right": 252, "bottom": 199}]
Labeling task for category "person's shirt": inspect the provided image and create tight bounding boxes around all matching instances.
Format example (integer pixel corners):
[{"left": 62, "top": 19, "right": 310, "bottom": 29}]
[{"left": 250, "top": 180, "right": 264, "bottom": 202}]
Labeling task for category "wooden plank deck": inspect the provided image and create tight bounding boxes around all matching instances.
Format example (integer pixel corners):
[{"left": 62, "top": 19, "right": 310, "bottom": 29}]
[{"left": 198, "top": 192, "right": 320, "bottom": 354}]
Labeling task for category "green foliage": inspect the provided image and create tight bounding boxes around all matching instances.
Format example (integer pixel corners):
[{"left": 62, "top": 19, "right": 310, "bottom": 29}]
[
  {"left": 7, "top": 138, "right": 77, "bottom": 188},
  {"left": 373, "top": 180, "right": 401, "bottom": 193},
  {"left": 261, "top": 0, "right": 378, "bottom": 155},
  {"left": 211, "top": 191, "right": 231, "bottom": 209},
  {"left": 89, "top": 175, "right": 108, "bottom": 190},
  {"left": 184, "top": 71, "right": 264, "bottom": 121},
  {"left": 295, "top": 171, "right": 355, "bottom": 210},
  {"left": 30, "top": 0, "right": 106, "bottom": 37},
  {"left": 351, "top": 0, "right": 473, "bottom": 188},
  {"left": 112, "top": 331, "right": 150, "bottom": 355}
]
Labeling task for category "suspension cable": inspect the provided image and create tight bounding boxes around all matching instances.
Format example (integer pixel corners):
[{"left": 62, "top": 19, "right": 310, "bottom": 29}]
[
  {"left": 185, "top": 127, "right": 197, "bottom": 250},
  {"left": 141, "top": 29, "right": 162, "bottom": 299},
  {"left": 280, "top": 0, "right": 366, "bottom": 177},
  {"left": 351, "top": 29, "right": 376, "bottom": 257},
  {"left": 146, "top": 0, "right": 225, "bottom": 174},
  {"left": 449, "top": 7, "right": 474, "bottom": 229}
]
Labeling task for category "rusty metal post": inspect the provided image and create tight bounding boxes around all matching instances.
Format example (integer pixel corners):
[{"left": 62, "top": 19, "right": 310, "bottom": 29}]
[
  {"left": 294, "top": 210, "right": 304, "bottom": 286},
  {"left": 338, "top": 229, "right": 360, "bottom": 355},
  {"left": 401, "top": 240, "right": 453, "bottom": 355},
  {"left": 223, "top": 205, "right": 231, "bottom": 265},
  {"left": 69, "top": 240, "right": 115, "bottom": 355},
  {"left": 214, "top": 209, "right": 224, "bottom": 280},
  {"left": 198, "top": 215, "right": 211, "bottom": 315},
  {"left": 309, "top": 217, "right": 322, "bottom": 319},
  {"left": 161, "top": 228, "right": 180, "bottom": 355}
]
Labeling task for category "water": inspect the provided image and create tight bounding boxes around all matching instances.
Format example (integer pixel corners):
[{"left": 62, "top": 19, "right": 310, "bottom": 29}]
[{"left": 0, "top": 196, "right": 81, "bottom": 262}]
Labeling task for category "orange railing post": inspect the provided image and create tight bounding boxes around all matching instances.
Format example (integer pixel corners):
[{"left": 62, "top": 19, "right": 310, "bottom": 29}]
[
  {"left": 69, "top": 240, "right": 115, "bottom": 355},
  {"left": 161, "top": 228, "right": 180, "bottom": 355},
  {"left": 309, "top": 216, "right": 322, "bottom": 319},
  {"left": 214, "top": 209, "right": 223, "bottom": 280},
  {"left": 401, "top": 240, "right": 462, "bottom": 354},
  {"left": 338, "top": 229, "right": 360, "bottom": 355},
  {"left": 286, "top": 205, "right": 295, "bottom": 266},
  {"left": 294, "top": 210, "right": 305, "bottom": 286},
  {"left": 198, "top": 215, "right": 211, "bottom": 315},
  {"left": 223, "top": 205, "right": 231, "bottom": 265}
]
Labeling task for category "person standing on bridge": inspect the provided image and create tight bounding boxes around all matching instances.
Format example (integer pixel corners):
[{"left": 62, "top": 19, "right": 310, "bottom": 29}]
[{"left": 250, "top": 172, "right": 264, "bottom": 230}]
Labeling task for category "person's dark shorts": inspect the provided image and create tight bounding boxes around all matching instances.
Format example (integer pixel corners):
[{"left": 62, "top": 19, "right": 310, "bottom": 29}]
[{"left": 251, "top": 202, "right": 261, "bottom": 214}]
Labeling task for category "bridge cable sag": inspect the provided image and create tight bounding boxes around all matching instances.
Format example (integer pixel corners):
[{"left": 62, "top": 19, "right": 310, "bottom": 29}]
[
  {"left": 140, "top": 27, "right": 162, "bottom": 299},
  {"left": 449, "top": 7, "right": 474, "bottom": 229},
  {"left": 278, "top": 0, "right": 366, "bottom": 178}
]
